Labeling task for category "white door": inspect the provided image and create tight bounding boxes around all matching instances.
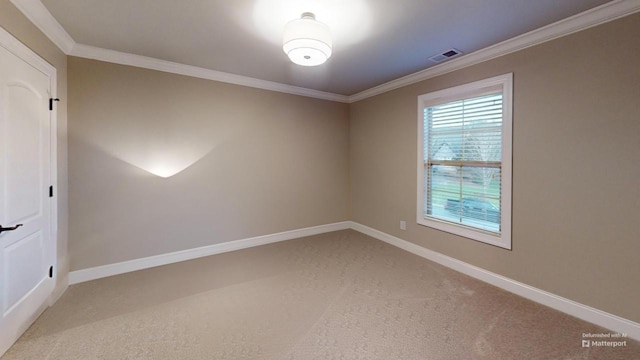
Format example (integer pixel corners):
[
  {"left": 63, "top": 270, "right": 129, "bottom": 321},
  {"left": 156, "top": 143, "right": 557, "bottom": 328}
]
[{"left": 0, "top": 41, "right": 56, "bottom": 356}]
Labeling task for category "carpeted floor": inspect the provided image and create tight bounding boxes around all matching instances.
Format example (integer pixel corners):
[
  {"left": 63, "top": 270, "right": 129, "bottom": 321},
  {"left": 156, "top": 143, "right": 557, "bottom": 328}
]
[{"left": 3, "top": 230, "right": 639, "bottom": 359}]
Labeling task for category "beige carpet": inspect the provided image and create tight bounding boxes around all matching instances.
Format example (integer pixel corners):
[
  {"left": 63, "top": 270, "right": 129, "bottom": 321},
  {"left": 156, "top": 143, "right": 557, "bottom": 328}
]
[{"left": 3, "top": 230, "right": 639, "bottom": 359}]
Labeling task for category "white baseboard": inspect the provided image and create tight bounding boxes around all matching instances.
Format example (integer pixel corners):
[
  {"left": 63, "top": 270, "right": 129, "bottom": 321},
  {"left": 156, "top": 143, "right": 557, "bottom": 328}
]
[
  {"left": 68, "top": 220, "right": 640, "bottom": 341},
  {"left": 68, "top": 221, "right": 351, "bottom": 284},
  {"left": 350, "top": 222, "right": 640, "bottom": 341}
]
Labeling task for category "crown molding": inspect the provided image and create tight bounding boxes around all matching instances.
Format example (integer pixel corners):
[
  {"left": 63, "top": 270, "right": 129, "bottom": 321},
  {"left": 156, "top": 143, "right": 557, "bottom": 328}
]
[
  {"left": 10, "top": 0, "right": 75, "bottom": 54},
  {"left": 11, "top": 0, "right": 640, "bottom": 104},
  {"left": 348, "top": 0, "right": 640, "bottom": 102},
  {"left": 9, "top": 0, "right": 350, "bottom": 103},
  {"left": 69, "top": 44, "right": 350, "bottom": 103}
]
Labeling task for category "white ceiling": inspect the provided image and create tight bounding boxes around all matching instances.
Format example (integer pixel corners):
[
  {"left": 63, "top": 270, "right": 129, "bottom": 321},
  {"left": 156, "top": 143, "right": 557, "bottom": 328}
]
[{"left": 23, "top": 0, "right": 623, "bottom": 96}]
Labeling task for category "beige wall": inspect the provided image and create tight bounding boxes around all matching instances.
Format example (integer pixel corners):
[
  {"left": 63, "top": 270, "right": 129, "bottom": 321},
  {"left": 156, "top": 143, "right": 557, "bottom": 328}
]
[
  {"left": 0, "top": 1, "right": 69, "bottom": 297},
  {"left": 350, "top": 13, "right": 640, "bottom": 322},
  {"left": 68, "top": 57, "right": 350, "bottom": 270}
]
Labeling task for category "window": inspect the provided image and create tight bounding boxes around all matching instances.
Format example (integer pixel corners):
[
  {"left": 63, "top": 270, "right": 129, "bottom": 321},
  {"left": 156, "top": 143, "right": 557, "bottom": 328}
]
[{"left": 417, "top": 74, "right": 512, "bottom": 249}]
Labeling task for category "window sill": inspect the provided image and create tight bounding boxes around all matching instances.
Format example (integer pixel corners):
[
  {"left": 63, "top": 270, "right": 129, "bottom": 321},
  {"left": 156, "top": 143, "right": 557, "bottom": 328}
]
[{"left": 417, "top": 216, "right": 511, "bottom": 249}]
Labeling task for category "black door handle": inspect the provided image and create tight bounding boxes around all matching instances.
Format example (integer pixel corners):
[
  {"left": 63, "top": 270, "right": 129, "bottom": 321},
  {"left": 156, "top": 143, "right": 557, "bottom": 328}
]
[{"left": 0, "top": 224, "right": 23, "bottom": 234}]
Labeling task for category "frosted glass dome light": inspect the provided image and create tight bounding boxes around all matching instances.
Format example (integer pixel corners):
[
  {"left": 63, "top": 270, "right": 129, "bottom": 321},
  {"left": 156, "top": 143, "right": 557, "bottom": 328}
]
[{"left": 283, "top": 12, "right": 332, "bottom": 66}]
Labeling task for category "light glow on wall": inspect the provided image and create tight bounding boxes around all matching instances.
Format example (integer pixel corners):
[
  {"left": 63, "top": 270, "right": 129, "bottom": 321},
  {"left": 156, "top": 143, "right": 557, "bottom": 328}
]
[
  {"left": 90, "top": 129, "right": 229, "bottom": 179},
  {"left": 132, "top": 151, "right": 212, "bottom": 178},
  {"left": 104, "top": 145, "right": 217, "bottom": 178},
  {"left": 86, "top": 112, "right": 235, "bottom": 179}
]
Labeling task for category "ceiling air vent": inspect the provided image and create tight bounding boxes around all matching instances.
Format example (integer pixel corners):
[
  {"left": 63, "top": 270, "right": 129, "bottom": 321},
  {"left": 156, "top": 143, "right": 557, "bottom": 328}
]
[{"left": 428, "top": 48, "right": 463, "bottom": 63}]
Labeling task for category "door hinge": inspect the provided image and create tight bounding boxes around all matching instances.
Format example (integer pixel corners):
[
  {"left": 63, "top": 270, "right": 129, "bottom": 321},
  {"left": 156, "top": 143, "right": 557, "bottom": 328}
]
[
  {"left": 49, "top": 266, "right": 54, "bottom": 278},
  {"left": 49, "top": 185, "right": 54, "bottom": 198},
  {"left": 49, "top": 98, "right": 60, "bottom": 111}
]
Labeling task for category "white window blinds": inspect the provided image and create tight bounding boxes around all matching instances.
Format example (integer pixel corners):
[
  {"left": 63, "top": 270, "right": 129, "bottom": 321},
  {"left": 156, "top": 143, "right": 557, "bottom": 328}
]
[{"left": 423, "top": 93, "right": 503, "bottom": 233}]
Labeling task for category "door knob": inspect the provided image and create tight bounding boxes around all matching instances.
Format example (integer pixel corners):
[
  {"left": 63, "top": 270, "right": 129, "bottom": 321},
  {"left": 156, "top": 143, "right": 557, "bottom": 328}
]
[{"left": 0, "top": 224, "right": 23, "bottom": 234}]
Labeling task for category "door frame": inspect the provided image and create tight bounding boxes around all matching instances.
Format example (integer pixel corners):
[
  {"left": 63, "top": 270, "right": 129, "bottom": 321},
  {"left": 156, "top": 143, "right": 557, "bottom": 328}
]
[{"left": 0, "top": 26, "right": 58, "bottom": 299}]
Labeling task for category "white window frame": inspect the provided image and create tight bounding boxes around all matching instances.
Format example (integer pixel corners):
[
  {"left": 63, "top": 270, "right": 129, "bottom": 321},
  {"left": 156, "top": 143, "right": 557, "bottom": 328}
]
[{"left": 417, "top": 73, "right": 513, "bottom": 249}]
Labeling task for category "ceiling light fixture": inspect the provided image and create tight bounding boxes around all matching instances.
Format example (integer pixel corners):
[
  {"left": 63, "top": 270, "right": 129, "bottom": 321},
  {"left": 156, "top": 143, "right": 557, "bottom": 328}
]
[{"left": 283, "top": 12, "right": 332, "bottom": 66}]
